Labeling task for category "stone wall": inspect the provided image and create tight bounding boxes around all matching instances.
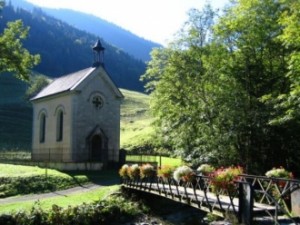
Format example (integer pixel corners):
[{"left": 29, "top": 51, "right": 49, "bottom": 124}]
[{"left": 32, "top": 93, "right": 73, "bottom": 161}]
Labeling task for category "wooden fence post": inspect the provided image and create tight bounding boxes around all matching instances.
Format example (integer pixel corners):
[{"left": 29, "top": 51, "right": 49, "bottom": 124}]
[
  {"left": 238, "top": 181, "right": 253, "bottom": 225},
  {"left": 159, "top": 155, "right": 162, "bottom": 167}
]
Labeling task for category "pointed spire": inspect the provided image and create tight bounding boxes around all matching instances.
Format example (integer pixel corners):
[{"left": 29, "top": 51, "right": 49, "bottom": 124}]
[{"left": 92, "top": 39, "right": 105, "bottom": 67}]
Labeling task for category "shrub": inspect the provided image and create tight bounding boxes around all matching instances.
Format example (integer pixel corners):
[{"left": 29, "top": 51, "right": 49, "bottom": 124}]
[
  {"left": 0, "top": 192, "right": 147, "bottom": 225},
  {"left": 0, "top": 175, "right": 88, "bottom": 198}
]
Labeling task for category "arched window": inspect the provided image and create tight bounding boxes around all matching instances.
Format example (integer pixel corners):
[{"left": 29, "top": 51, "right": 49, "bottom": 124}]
[
  {"left": 56, "top": 110, "right": 64, "bottom": 141},
  {"left": 39, "top": 113, "right": 46, "bottom": 143}
]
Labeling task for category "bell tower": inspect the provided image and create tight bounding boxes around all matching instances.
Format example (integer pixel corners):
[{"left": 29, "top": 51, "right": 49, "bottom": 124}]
[{"left": 92, "top": 39, "right": 105, "bottom": 67}]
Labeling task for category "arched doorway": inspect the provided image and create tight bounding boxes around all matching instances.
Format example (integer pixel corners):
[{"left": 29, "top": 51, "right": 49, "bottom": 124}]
[
  {"left": 86, "top": 125, "right": 108, "bottom": 162},
  {"left": 91, "top": 134, "right": 102, "bottom": 161}
]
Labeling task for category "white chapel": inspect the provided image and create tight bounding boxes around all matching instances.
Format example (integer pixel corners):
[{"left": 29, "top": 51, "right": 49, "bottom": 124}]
[{"left": 30, "top": 40, "right": 124, "bottom": 170}]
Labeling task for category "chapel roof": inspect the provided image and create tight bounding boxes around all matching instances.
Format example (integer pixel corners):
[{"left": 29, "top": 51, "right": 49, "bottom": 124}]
[
  {"left": 30, "top": 63, "right": 124, "bottom": 101},
  {"left": 31, "top": 67, "right": 95, "bottom": 100},
  {"left": 31, "top": 67, "right": 96, "bottom": 101}
]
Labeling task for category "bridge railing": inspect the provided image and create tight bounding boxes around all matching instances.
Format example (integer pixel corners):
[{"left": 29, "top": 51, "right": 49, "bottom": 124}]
[
  {"left": 239, "top": 174, "right": 300, "bottom": 221},
  {"left": 123, "top": 174, "right": 247, "bottom": 220}
]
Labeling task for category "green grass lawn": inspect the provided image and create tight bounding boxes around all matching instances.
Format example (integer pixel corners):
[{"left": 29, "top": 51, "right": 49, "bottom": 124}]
[
  {"left": 126, "top": 155, "right": 183, "bottom": 167},
  {"left": 0, "top": 164, "right": 120, "bottom": 214},
  {"left": 0, "top": 164, "right": 71, "bottom": 177},
  {"left": 0, "top": 185, "right": 120, "bottom": 214},
  {"left": 0, "top": 164, "right": 92, "bottom": 198}
]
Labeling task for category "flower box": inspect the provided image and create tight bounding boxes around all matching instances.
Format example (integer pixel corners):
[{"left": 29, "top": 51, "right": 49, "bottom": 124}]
[
  {"left": 210, "top": 166, "right": 243, "bottom": 193},
  {"left": 173, "top": 165, "right": 195, "bottom": 183}
]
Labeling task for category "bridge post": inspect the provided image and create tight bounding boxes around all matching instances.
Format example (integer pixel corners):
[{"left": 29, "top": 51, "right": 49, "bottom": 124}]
[
  {"left": 291, "top": 183, "right": 300, "bottom": 216},
  {"left": 238, "top": 181, "right": 253, "bottom": 225}
]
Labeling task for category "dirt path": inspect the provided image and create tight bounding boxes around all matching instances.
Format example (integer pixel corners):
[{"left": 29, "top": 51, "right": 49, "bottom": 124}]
[{"left": 0, "top": 178, "right": 120, "bottom": 204}]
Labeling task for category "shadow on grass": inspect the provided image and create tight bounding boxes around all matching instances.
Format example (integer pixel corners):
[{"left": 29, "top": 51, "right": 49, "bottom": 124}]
[{"left": 66, "top": 169, "right": 121, "bottom": 187}]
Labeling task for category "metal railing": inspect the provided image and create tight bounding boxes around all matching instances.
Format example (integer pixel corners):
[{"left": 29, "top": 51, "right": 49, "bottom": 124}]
[{"left": 239, "top": 174, "right": 300, "bottom": 223}]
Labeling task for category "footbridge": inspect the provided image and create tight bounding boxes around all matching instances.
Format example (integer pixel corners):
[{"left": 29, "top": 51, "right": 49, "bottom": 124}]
[{"left": 122, "top": 174, "right": 300, "bottom": 225}]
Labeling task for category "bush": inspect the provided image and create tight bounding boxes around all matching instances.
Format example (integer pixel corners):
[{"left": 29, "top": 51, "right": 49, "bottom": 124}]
[
  {"left": 0, "top": 175, "right": 89, "bottom": 198},
  {"left": 0, "top": 192, "right": 146, "bottom": 225}
]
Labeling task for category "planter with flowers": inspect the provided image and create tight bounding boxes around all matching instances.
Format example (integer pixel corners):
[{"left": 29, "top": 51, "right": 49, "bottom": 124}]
[
  {"left": 197, "top": 164, "right": 215, "bottom": 176},
  {"left": 265, "top": 167, "right": 294, "bottom": 211},
  {"left": 157, "top": 165, "right": 175, "bottom": 183},
  {"left": 265, "top": 167, "right": 293, "bottom": 188},
  {"left": 210, "top": 166, "right": 243, "bottom": 194},
  {"left": 128, "top": 164, "right": 140, "bottom": 180},
  {"left": 119, "top": 164, "right": 130, "bottom": 180},
  {"left": 265, "top": 166, "right": 293, "bottom": 179},
  {"left": 140, "top": 163, "right": 156, "bottom": 179},
  {"left": 173, "top": 165, "right": 195, "bottom": 183}
]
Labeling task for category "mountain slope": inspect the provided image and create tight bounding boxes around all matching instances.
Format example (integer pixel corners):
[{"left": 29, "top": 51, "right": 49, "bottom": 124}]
[
  {"left": 0, "top": 3, "right": 146, "bottom": 92},
  {"left": 43, "top": 8, "right": 162, "bottom": 62},
  {"left": 0, "top": 74, "right": 32, "bottom": 149},
  {"left": 10, "top": 0, "right": 162, "bottom": 62}
]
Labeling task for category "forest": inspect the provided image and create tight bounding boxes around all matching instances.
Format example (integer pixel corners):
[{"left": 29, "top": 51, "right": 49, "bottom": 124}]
[
  {"left": 142, "top": 0, "right": 300, "bottom": 175},
  {"left": 0, "top": 2, "right": 147, "bottom": 92},
  {"left": 1, "top": 0, "right": 300, "bottom": 176}
]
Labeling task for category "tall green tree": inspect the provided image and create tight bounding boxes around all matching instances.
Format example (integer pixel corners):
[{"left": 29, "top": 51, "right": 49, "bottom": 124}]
[
  {"left": 259, "top": 0, "right": 300, "bottom": 173},
  {"left": 0, "top": 0, "right": 40, "bottom": 81},
  {"left": 25, "top": 75, "right": 49, "bottom": 100},
  {"left": 213, "top": 0, "right": 294, "bottom": 172},
  {"left": 266, "top": 0, "right": 300, "bottom": 123},
  {"left": 143, "top": 0, "right": 300, "bottom": 173},
  {"left": 142, "top": 6, "right": 241, "bottom": 166}
]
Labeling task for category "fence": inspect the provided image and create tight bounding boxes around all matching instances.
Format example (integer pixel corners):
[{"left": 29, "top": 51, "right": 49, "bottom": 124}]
[
  {"left": 126, "top": 154, "right": 161, "bottom": 166},
  {"left": 125, "top": 154, "right": 182, "bottom": 167},
  {"left": 0, "top": 148, "right": 118, "bottom": 164},
  {"left": 0, "top": 151, "right": 31, "bottom": 163}
]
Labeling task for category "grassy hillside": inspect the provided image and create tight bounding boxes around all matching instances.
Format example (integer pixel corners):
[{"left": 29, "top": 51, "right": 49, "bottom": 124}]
[
  {"left": 0, "top": 74, "right": 153, "bottom": 151},
  {"left": 120, "top": 89, "right": 154, "bottom": 150}
]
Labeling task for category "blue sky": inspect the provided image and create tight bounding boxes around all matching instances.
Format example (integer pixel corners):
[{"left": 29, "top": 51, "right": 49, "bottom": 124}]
[{"left": 25, "top": 0, "right": 228, "bottom": 45}]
